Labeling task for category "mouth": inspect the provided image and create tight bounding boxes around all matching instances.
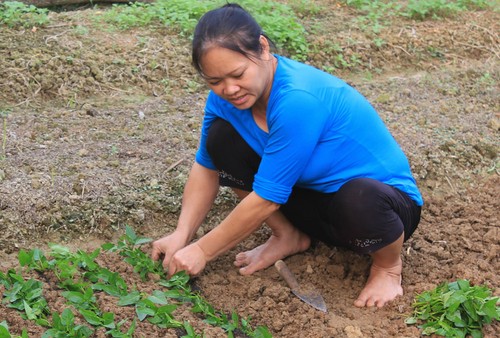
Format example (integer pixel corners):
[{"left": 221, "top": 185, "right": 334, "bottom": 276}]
[{"left": 229, "top": 94, "right": 248, "bottom": 106}]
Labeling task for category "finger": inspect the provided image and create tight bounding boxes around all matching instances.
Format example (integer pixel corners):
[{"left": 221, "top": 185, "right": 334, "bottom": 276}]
[
  {"left": 151, "top": 245, "right": 160, "bottom": 261},
  {"left": 167, "top": 260, "right": 176, "bottom": 277}
]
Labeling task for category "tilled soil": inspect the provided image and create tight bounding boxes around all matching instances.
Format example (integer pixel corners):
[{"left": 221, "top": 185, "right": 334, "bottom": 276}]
[{"left": 0, "top": 2, "right": 498, "bottom": 337}]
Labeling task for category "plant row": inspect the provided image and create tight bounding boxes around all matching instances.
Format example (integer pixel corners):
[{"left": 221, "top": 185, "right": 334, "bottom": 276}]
[{"left": 0, "top": 226, "right": 272, "bottom": 338}]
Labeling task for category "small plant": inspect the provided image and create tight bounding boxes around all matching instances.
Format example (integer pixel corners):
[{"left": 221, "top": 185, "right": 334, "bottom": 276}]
[
  {"left": 0, "top": 1, "right": 49, "bottom": 27},
  {"left": 42, "top": 309, "right": 94, "bottom": 338},
  {"left": 2, "top": 226, "right": 272, "bottom": 337},
  {"left": 0, "top": 321, "right": 28, "bottom": 338},
  {"left": 0, "top": 270, "right": 51, "bottom": 327},
  {"left": 406, "top": 279, "right": 500, "bottom": 337}
]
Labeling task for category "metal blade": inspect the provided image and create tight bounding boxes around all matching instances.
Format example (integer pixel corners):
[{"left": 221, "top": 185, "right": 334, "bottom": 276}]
[{"left": 291, "top": 288, "right": 328, "bottom": 313}]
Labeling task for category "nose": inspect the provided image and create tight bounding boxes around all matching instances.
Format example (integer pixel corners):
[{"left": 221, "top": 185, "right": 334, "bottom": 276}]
[{"left": 223, "top": 80, "right": 240, "bottom": 96}]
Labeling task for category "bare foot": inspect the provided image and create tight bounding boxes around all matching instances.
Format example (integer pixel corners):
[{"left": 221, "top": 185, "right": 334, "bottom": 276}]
[
  {"left": 353, "top": 258, "right": 403, "bottom": 308},
  {"left": 234, "top": 228, "right": 310, "bottom": 275}
]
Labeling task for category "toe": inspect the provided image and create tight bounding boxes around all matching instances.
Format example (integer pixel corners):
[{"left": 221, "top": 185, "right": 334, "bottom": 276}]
[
  {"left": 239, "top": 265, "right": 254, "bottom": 275},
  {"left": 353, "top": 297, "right": 366, "bottom": 308}
]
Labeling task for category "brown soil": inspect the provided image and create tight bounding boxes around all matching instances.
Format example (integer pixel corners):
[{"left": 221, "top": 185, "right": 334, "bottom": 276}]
[{"left": 0, "top": 2, "right": 499, "bottom": 337}]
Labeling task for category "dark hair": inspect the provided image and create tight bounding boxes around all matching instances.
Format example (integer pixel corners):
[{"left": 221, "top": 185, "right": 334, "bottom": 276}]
[{"left": 192, "top": 3, "right": 273, "bottom": 76}]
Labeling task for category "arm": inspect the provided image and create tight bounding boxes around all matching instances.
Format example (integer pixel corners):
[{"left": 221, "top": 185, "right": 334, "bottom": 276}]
[
  {"left": 151, "top": 162, "right": 219, "bottom": 268},
  {"left": 167, "top": 191, "right": 279, "bottom": 276}
]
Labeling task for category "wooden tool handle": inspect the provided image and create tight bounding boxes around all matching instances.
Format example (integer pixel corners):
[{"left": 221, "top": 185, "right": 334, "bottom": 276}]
[{"left": 275, "top": 260, "right": 300, "bottom": 290}]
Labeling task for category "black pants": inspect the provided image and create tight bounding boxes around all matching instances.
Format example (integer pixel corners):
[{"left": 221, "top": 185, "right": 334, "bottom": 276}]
[{"left": 206, "top": 119, "right": 421, "bottom": 254}]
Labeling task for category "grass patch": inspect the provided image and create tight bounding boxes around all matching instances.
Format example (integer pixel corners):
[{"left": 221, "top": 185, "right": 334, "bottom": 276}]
[
  {"left": 0, "top": 1, "right": 49, "bottom": 27},
  {"left": 98, "top": 0, "right": 310, "bottom": 60},
  {"left": 343, "top": 0, "right": 497, "bottom": 33}
]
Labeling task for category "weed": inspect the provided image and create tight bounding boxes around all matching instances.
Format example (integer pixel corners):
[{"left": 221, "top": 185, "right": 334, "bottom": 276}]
[{"left": 0, "top": 1, "right": 49, "bottom": 27}]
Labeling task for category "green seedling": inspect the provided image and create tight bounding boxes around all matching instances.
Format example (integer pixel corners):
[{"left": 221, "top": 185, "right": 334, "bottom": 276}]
[
  {"left": 103, "top": 225, "right": 164, "bottom": 280},
  {"left": 406, "top": 279, "right": 500, "bottom": 337},
  {"left": 42, "top": 308, "right": 94, "bottom": 338},
  {"left": 0, "top": 270, "right": 50, "bottom": 326},
  {"left": 0, "top": 321, "right": 28, "bottom": 338},
  {"left": 3, "top": 229, "right": 273, "bottom": 337},
  {"left": 90, "top": 269, "right": 129, "bottom": 297},
  {"left": 105, "top": 318, "right": 137, "bottom": 338},
  {"left": 18, "top": 248, "right": 52, "bottom": 272},
  {"left": 135, "top": 298, "right": 182, "bottom": 328},
  {"left": 182, "top": 320, "right": 202, "bottom": 338}
]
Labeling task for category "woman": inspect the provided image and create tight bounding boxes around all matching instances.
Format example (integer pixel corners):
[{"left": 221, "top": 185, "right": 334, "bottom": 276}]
[{"left": 152, "top": 3, "right": 423, "bottom": 308}]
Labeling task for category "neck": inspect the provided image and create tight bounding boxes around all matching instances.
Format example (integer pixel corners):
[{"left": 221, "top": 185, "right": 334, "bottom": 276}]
[{"left": 254, "top": 55, "right": 277, "bottom": 114}]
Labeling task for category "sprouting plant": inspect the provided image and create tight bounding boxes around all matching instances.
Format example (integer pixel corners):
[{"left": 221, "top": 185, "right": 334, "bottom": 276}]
[
  {"left": 181, "top": 320, "right": 202, "bottom": 338},
  {"left": 406, "top": 279, "right": 500, "bottom": 337},
  {"left": 42, "top": 308, "right": 94, "bottom": 338},
  {"left": 18, "top": 248, "right": 52, "bottom": 272},
  {"left": 0, "top": 321, "right": 29, "bottom": 338},
  {"left": 3, "top": 229, "right": 273, "bottom": 337},
  {"left": 0, "top": 270, "right": 51, "bottom": 327},
  {"left": 105, "top": 318, "right": 137, "bottom": 338},
  {"left": 103, "top": 225, "right": 164, "bottom": 280}
]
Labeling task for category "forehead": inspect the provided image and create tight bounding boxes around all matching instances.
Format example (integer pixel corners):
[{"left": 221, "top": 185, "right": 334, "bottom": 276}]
[{"left": 200, "top": 47, "right": 253, "bottom": 78}]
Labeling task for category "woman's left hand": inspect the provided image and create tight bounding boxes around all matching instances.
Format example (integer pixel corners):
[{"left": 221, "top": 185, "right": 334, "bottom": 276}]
[{"left": 167, "top": 242, "right": 207, "bottom": 277}]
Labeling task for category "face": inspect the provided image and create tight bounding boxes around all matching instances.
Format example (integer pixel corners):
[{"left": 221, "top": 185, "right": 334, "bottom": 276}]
[{"left": 200, "top": 38, "right": 274, "bottom": 110}]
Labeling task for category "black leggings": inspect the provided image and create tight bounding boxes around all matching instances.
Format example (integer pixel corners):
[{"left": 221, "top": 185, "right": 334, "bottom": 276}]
[{"left": 206, "top": 119, "right": 421, "bottom": 254}]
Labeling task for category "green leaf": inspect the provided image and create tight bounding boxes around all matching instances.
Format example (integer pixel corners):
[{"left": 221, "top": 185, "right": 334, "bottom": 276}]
[
  {"left": 18, "top": 250, "right": 31, "bottom": 267},
  {"left": 101, "top": 242, "right": 116, "bottom": 251},
  {"left": 0, "top": 322, "right": 10, "bottom": 338},
  {"left": 134, "top": 237, "right": 152, "bottom": 245},
  {"left": 147, "top": 290, "right": 168, "bottom": 305},
  {"left": 79, "top": 309, "right": 103, "bottom": 326},
  {"left": 136, "top": 305, "right": 156, "bottom": 321},
  {"left": 125, "top": 225, "right": 137, "bottom": 242},
  {"left": 23, "top": 300, "right": 36, "bottom": 320},
  {"left": 118, "top": 291, "right": 141, "bottom": 306},
  {"left": 62, "top": 291, "right": 86, "bottom": 304},
  {"left": 253, "top": 326, "right": 273, "bottom": 338},
  {"left": 405, "top": 316, "right": 417, "bottom": 325},
  {"left": 102, "top": 312, "right": 116, "bottom": 329},
  {"left": 60, "top": 308, "right": 74, "bottom": 326},
  {"left": 478, "top": 297, "right": 499, "bottom": 319}
]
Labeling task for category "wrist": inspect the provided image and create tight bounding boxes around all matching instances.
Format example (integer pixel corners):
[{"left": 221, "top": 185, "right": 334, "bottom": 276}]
[
  {"left": 194, "top": 237, "right": 214, "bottom": 262},
  {"left": 172, "top": 228, "right": 192, "bottom": 245}
]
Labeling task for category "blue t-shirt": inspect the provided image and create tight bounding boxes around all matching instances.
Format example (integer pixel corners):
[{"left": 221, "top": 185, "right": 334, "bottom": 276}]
[{"left": 196, "top": 55, "right": 423, "bottom": 206}]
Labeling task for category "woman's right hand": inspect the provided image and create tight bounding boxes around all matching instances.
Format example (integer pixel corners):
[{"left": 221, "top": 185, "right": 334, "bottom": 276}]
[{"left": 151, "top": 231, "right": 189, "bottom": 271}]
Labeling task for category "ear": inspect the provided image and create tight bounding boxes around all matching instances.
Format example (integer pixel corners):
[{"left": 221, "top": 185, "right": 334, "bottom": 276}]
[{"left": 259, "top": 35, "right": 272, "bottom": 59}]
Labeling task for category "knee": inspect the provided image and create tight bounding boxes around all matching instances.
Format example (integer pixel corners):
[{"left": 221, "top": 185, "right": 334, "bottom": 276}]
[
  {"left": 206, "top": 118, "right": 234, "bottom": 159},
  {"left": 336, "top": 178, "right": 387, "bottom": 212}
]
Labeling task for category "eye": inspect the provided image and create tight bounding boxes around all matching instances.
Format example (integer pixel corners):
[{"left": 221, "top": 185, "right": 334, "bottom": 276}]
[
  {"left": 234, "top": 72, "right": 244, "bottom": 79},
  {"left": 208, "top": 80, "right": 221, "bottom": 86}
]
